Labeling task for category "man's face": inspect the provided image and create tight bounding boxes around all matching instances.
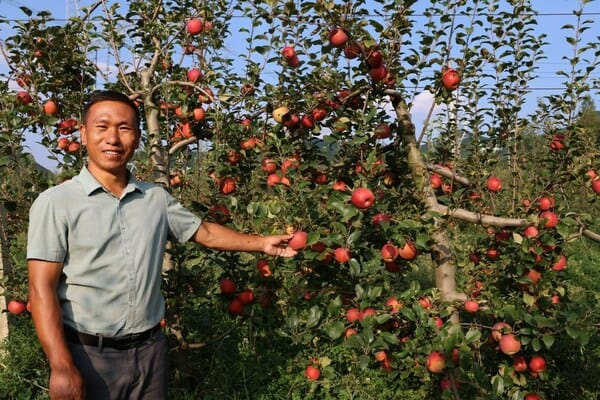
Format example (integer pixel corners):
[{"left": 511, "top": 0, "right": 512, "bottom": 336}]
[{"left": 81, "top": 100, "right": 140, "bottom": 176}]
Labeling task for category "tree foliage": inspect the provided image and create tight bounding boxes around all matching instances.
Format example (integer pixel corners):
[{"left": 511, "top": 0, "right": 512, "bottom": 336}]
[{"left": 1, "top": 1, "right": 599, "bottom": 398}]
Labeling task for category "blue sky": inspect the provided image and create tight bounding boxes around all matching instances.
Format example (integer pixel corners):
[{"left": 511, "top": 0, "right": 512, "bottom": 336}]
[{"left": 1, "top": 0, "right": 599, "bottom": 170}]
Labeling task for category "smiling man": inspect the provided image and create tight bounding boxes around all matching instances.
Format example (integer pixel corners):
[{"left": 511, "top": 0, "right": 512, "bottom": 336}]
[{"left": 26, "top": 90, "right": 297, "bottom": 400}]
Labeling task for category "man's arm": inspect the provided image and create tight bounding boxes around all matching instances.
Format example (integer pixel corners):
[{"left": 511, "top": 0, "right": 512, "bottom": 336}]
[
  {"left": 28, "top": 259, "right": 84, "bottom": 400},
  {"left": 192, "top": 221, "right": 297, "bottom": 257}
]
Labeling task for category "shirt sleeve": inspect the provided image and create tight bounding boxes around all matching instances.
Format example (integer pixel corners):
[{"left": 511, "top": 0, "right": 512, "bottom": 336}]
[
  {"left": 164, "top": 190, "right": 202, "bottom": 243},
  {"left": 27, "top": 191, "right": 68, "bottom": 262}
]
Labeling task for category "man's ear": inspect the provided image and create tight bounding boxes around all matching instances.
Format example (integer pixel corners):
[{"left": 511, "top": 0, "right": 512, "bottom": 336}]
[{"left": 80, "top": 124, "right": 87, "bottom": 146}]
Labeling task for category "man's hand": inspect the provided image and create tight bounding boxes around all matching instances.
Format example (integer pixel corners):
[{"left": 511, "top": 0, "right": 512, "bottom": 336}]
[
  {"left": 260, "top": 234, "right": 297, "bottom": 257},
  {"left": 49, "top": 364, "right": 84, "bottom": 400}
]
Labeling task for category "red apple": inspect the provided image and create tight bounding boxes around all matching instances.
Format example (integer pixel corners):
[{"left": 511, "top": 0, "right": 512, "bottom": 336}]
[
  {"left": 219, "top": 278, "right": 237, "bottom": 294},
  {"left": 329, "top": 28, "right": 349, "bottom": 48},
  {"left": 418, "top": 296, "right": 432, "bottom": 309},
  {"left": 16, "top": 90, "right": 33, "bottom": 105},
  {"left": 266, "top": 173, "right": 281, "bottom": 187},
  {"left": 289, "top": 231, "right": 308, "bottom": 250},
  {"left": 219, "top": 177, "right": 236, "bottom": 195},
  {"left": 192, "top": 107, "right": 205, "bottom": 122},
  {"left": 539, "top": 211, "right": 558, "bottom": 228},
  {"left": 334, "top": 247, "right": 351, "bottom": 263},
  {"left": 537, "top": 196, "right": 554, "bottom": 211},
  {"left": 426, "top": 351, "right": 446, "bottom": 374},
  {"left": 398, "top": 241, "right": 417, "bottom": 260},
  {"left": 57, "top": 118, "right": 78, "bottom": 135},
  {"left": 186, "top": 18, "right": 203, "bottom": 35},
  {"left": 369, "top": 65, "right": 388, "bottom": 82},
  {"left": 491, "top": 322, "right": 512, "bottom": 342},
  {"left": 486, "top": 248, "right": 500, "bottom": 260},
  {"left": 281, "top": 46, "right": 296, "bottom": 60},
  {"left": 362, "top": 307, "right": 377, "bottom": 318},
  {"left": 523, "top": 225, "right": 539, "bottom": 238},
  {"left": 261, "top": 158, "right": 277, "bottom": 174},
  {"left": 586, "top": 169, "right": 597, "bottom": 179},
  {"left": 513, "top": 355, "right": 528, "bottom": 372},
  {"left": 374, "top": 123, "right": 391, "bottom": 139},
  {"left": 301, "top": 114, "right": 314, "bottom": 129},
  {"left": 7, "top": 300, "right": 27, "bottom": 315},
  {"left": 487, "top": 176, "right": 502, "bottom": 192},
  {"left": 385, "top": 297, "right": 402, "bottom": 313},
  {"left": 346, "top": 307, "right": 362, "bottom": 323},
  {"left": 463, "top": 300, "right": 479, "bottom": 313},
  {"left": 552, "top": 255, "right": 567, "bottom": 271},
  {"left": 187, "top": 67, "right": 202, "bottom": 83},
  {"left": 372, "top": 351, "right": 387, "bottom": 363},
  {"left": 524, "top": 394, "right": 542, "bottom": 400},
  {"left": 67, "top": 141, "right": 81, "bottom": 153},
  {"left": 227, "top": 150, "right": 241, "bottom": 165},
  {"left": 345, "top": 328, "right": 357, "bottom": 338},
  {"left": 286, "top": 55, "right": 300, "bottom": 67},
  {"left": 305, "top": 365, "right": 320, "bottom": 380},
  {"left": 198, "top": 87, "right": 214, "bottom": 103},
  {"left": 16, "top": 73, "right": 31, "bottom": 88},
  {"left": 380, "top": 243, "right": 398, "bottom": 262},
  {"left": 227, "top": 298, "right": 244, "bottom": 316},
  {"left": 351, "top": 187, "right": 375, "bottom": 209},
  {"left": 528, "top": 355, "right": 546, "bottom": 373},
  {"left": 332, "top": 180, "right": 348, "bottom": 191},
  {"left": 592, "top": 178, "right": 600, "bottom": 194},
  {"left": 311, "top": 107, "right": 327, "bottom": 121},
  {"left": 442, "top": 68, "right": 460, "bottom": 90},
  {"left": 430, "top": 174, "right": 443, "bottom": 189},
  {"left": 43, "top": 100, "right": 59, "bottom": 115},
  {"left": 343, "top": 42, "right": 362, "bottom": 59},
  {"left": 57, "top": 137, "right": 70, "bottom": 150},
  {"left": 256, "top": 258, "right": 272, "bottom": 277},
  {"left": 237, "top": 289, "right": 254, "bottom": 304},
  {"left": 550, "top": 135, "right": 565, "bottom": 150},
  {"left": 499, "top": 334, "right": 521, "bottom": 355},
  {"left": 366, "top": 50, "right": 383, "bottom": 68}
]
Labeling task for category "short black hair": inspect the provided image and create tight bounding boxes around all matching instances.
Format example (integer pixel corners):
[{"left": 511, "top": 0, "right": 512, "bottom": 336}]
[{"left": 83, "top": 90, "right": 141, "bottom": 130}]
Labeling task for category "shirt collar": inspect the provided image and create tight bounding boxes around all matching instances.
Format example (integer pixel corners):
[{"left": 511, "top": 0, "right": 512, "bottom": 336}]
[{"left": 78, "top": 166, "right": 146, "bottom": 196}]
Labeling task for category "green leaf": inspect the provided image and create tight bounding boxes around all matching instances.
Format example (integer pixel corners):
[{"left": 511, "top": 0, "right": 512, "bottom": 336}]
[
  {"left": 523, "top": 292, "right": 535, "bottom": 307},
  {"left": 542, "top": 334, "right": 555, "bottom": 349},
  {"left": 465, "top": 328, "right": 482, "bottom": 344},
  {"left": 491, "top": 374, "right": 504, "bottom": 396},
  {"left": 323, "top": 321, "right": 345, "bottom": 340},
  {"left": 306, "top": 306, "right": 322, "bottom": 329}
]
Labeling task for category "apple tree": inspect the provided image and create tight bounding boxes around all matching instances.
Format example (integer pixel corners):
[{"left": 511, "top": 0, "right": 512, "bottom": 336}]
[{"left": 1, "top": 0, "right": 599, "bottom": 398}]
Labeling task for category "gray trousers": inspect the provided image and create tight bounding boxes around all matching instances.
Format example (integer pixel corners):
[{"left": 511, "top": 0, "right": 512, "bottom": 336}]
[{"left": 67, "top": 331, "right": 168, "bottom": 400}]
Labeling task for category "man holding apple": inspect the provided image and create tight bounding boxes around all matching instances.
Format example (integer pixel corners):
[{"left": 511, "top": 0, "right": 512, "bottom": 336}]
[{"left": 27, "top": 90, "right": 297, "bottom": 399}]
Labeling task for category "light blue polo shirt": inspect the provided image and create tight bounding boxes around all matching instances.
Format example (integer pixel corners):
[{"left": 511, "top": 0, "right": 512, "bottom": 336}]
[{"left": 27, "top": 166, "right": 202, "bottom": 336}]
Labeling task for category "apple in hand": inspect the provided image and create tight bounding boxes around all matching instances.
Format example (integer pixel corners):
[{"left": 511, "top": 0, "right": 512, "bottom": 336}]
[{"left": 288, "top": 231, "right": 308, "bottom": 250}]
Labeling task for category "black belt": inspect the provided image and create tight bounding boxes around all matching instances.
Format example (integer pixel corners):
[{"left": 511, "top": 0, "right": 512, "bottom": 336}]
[{"left": 64, "top": 323, "right": 161, "bottom": 350}]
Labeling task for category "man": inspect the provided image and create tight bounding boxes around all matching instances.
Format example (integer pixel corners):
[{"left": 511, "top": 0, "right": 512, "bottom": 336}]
[{"left": 27, "top": 90, "right": 297, "bottom": 399}]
